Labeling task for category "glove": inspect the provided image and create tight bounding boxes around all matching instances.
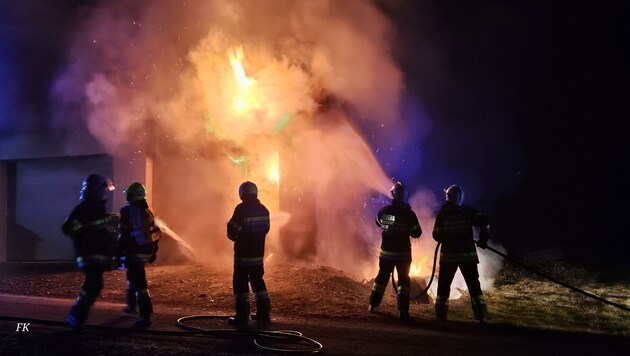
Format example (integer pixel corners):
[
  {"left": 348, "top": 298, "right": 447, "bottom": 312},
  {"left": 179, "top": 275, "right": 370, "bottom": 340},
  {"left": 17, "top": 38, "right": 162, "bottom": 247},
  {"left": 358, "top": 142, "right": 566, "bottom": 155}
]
[
  {"left": 148, "top": 253, "right": 157, "bottom": 263},
  {"left": 476, "top": 240, "right": 488, "bottom": 249},
  {"left": 115, "top": 256, "right": 125, "bottom": 269}
]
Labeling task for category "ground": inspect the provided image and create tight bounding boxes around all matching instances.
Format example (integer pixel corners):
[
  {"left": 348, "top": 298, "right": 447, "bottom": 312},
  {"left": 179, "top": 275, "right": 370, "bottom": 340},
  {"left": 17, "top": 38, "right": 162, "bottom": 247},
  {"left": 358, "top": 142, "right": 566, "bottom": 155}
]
[{"left": 0, "top": 260, "right": 629, "bottom": 354}]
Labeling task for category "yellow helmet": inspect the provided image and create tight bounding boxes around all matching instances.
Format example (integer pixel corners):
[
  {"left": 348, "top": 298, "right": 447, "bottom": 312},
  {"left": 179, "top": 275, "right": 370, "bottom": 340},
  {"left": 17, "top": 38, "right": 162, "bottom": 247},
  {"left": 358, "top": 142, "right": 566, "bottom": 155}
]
[{"left": 123, "top": 182, "right": 146, "bottom": 202}]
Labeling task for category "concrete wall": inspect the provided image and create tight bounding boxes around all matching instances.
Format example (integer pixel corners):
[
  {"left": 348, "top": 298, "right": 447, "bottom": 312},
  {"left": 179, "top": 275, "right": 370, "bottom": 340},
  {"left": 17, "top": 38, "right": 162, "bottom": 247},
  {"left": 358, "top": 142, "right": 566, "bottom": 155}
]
[
  {"left": 0, "top": 129, "right": 107, "bottom": 161},
  {"left": 0, "top": 127, "right": 155, "bottom": 261}
]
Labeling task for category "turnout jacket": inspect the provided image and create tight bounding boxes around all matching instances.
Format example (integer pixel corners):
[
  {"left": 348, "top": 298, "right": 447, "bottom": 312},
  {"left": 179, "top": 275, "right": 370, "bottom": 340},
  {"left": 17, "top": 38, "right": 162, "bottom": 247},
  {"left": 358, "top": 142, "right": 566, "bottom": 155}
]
[
  {"left": 432, "top": 202, "right": 489, "bottom": 264},
  {"left": 61, "top": 200, "right": 117, "bottom": 269},
  {"left": 227, "top": 198, "right": 270, "bottom": 266},
  {"left": 375, "top": 202, "right": 422, "bottom": 259},
  {"left": 117, "top": 200, "right": 160, "bottom": 263}
]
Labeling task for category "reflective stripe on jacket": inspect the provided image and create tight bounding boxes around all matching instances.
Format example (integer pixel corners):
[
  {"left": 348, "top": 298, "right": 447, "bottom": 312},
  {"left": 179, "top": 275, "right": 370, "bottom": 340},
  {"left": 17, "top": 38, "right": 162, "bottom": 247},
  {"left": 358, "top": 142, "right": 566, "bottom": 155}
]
[{"left": 227, "top": 198, "right": 270, "bottom": 260}]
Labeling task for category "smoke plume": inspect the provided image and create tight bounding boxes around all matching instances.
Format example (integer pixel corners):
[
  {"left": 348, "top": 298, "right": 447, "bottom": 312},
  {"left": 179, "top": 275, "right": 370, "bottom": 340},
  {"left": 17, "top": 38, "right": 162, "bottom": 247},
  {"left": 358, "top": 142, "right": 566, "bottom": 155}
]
[
  {"left": 49, "top": 0, "right": 503, "bottom": 285},
  {"left": 50, "top": 0, "right": 412, "bottom": 275}
]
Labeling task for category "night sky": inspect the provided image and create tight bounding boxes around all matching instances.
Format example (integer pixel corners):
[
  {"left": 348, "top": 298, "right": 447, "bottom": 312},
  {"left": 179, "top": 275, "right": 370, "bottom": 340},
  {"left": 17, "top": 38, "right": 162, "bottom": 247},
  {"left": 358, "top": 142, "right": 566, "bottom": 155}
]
[
  {"left": 1, "top": 0, "right": 628, "bottom": 271},
  {"left": 378, "top": 1, "right": 629, "bottom": 271}
]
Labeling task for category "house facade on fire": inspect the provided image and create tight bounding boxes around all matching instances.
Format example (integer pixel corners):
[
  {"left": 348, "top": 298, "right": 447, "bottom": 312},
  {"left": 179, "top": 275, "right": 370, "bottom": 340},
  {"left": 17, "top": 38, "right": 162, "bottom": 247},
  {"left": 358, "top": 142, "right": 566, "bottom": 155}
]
[{"left": 0, "top": 126, "right": 305, "bottom": 264}]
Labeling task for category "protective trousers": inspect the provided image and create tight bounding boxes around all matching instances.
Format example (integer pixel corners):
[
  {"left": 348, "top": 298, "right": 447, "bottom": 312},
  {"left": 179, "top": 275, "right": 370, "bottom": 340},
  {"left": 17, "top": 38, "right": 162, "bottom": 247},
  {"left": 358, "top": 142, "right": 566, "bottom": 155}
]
[
  {"left": 369, "top": 257, "right": 411, "bottom": 313},
  {"left": 67, "top": 266, "right": 104, "bottom": 326},
  {"left": 436, "top": 261, "right": 487, "bottom": 322},
  {"left": 125, "top": 279, "right": 136, "bottom": 312},
  {"left": 126, "top": 262, "right": 153, "bottom": 318},
  {"left": 233, "top": 264, "right": 270, "bottom": 321}
]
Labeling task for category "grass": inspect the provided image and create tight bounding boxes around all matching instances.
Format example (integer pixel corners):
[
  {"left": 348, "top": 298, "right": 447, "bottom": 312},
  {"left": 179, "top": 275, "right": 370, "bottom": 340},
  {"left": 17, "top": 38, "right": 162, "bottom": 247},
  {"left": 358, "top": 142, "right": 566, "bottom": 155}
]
[{"left": 479, "top": 263, "right": 630, "bottom": 335}]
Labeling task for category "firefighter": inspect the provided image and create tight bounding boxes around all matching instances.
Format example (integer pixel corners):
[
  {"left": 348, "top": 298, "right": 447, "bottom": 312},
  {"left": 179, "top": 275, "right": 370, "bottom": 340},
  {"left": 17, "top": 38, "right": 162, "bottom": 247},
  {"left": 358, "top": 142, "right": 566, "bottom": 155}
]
[
  {"left": 226, "top": 181, "right": 271, "bottom": 326},
  {"left": 116, "top": 182, "right": 161, "bottom": 328},
  {"left": 433, "top": 184, "right": 490, "bottom": 324},
  {"left": 62, "top": 174, "right": 117, "bottom": 331},
  {"left": 368, "top": 182, "right": 422, "bottom": 322}
]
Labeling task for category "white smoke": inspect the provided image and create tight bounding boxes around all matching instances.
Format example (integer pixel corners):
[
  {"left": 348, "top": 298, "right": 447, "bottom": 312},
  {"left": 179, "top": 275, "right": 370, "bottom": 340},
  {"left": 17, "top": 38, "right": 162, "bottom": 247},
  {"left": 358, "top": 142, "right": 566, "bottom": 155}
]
[{"left": 478, "top": 241, "right": 506, "bottom": 290}]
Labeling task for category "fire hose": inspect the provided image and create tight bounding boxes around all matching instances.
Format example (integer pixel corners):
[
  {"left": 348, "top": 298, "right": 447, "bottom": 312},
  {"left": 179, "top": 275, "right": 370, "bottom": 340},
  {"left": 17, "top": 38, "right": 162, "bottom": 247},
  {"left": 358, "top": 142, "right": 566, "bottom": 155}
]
[
  {"left": 390, "top": 242, "right": 441, "bottom": 298},
  {"left": 175, "top": 315, "right": 323, "bottom": 353},
  {"left": 392, "top": 243, "right": 630, "bottom": 313},
  {"left": 0, "top": 314, "right": 323, "bottom": 353}
]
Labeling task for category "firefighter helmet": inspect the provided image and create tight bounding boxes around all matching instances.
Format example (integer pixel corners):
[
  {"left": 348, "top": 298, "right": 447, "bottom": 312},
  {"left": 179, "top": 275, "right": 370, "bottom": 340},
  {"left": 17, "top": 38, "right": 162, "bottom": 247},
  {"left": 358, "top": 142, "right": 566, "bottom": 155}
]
[
  {"left": 124, "top": 182, "right": 146, "bottom": 202},
  {"left": 390, "top": 181, "right": 409, "bottom": 204},
  {"left": 445, "top": 184, "right": 464, "bottom": 206},
  {"left": 79, "top": 174, "right": 115, "bottom": 201},
  {"left": 239, "top": 181, "right": 258, "bottom": 201}
]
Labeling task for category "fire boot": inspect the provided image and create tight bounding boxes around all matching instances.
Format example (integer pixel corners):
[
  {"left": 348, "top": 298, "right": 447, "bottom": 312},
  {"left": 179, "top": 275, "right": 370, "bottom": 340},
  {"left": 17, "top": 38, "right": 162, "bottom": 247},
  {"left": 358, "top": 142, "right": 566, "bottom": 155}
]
[
  {"left": 123, "top": 282, "right": 137, "bottom": 314},
  {"left": 135, "top": 289, "right": 153, "bottom": 328},
  {"left": 435, "top": 298, "right": 449, "bottom": 321},
  {"left": 397, "top": 291, "right": 411, "bottom": 322},
  {"left": 228, "top": 302, "right": 250, "bottom": 326},
  {"left": 472, "top": 295, "right": 488, "bottom": 324},
  {"left": 251, "top": 298, "right": 271, "bottom": 322},
  {"left": 66, "top": 290, "right": 97, "bottom": 331},
  {"left": 368, "top": 283, "right": 386, "bottom": 313}
]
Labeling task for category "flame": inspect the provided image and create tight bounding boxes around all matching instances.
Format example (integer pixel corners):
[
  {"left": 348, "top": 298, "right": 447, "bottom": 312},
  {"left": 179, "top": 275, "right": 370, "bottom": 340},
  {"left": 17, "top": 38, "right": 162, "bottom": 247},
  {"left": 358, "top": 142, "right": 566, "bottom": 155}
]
[
  {"left": 410, "top": 255, "right": 430, "bottom": 277},
  {"left": 410, "top": 262, "right": 422, "bottom": 276},
  {"left": 228, "top": 46, "right": 257, "bottom": 114},
  {"left": 267, "top": 153, "right": 280, "bottom": 185}
]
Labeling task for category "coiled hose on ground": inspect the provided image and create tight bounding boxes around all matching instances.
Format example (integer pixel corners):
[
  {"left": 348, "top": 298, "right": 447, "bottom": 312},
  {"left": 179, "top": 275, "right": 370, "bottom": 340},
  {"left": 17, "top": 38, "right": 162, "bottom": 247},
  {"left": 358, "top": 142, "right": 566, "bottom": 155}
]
[{"left": 0, "top": 314, "right": 324, "bottom": 353}]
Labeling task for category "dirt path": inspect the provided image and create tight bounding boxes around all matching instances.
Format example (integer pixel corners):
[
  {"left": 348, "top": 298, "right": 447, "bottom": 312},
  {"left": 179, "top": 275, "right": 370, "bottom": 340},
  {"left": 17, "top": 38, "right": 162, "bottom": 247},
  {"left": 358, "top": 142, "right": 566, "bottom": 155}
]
[{"left": 1, "top": 293, "right": 628, "bottom": 355}]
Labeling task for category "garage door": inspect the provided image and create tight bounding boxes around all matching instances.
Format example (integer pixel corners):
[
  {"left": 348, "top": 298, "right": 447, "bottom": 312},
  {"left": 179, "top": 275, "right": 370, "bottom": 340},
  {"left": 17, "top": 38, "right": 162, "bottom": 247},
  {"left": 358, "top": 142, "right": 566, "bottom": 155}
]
[{"left": 8, "top": 155, "right": 113, "bottom": 261}]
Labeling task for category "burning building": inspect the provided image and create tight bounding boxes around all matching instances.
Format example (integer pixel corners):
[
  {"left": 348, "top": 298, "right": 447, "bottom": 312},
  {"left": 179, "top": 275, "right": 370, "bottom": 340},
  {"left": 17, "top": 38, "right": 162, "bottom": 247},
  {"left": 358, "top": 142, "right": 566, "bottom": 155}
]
[{"left": 0, "top": 0, "right": 448, "bottom": 281}]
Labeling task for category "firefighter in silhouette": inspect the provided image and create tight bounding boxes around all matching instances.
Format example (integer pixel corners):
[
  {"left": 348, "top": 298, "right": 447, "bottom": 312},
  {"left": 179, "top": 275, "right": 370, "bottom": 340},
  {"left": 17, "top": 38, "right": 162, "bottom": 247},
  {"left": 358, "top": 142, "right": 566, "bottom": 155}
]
[
  {"left": 368, "top": 182, "right": 422, "bottom": 322},
  {"left": 433, "top": 184, "right": 490, "bottom": 323},
  {"left": 62, "top": 174, "right": 117, "bottom": 331},
  {"left": 226, "top": 181, "right": 271, "bottom": 326},
  {"left": 116, "top": 182, "right": 160, "bottom": 328}
]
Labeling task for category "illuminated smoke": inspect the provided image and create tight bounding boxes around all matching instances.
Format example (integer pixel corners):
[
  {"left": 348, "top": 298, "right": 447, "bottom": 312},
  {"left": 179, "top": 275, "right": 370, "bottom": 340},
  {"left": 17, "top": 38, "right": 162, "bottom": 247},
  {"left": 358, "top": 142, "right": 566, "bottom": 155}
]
[
  {"left": 478, "top": 241, "right": 507, "bottom": 290},
  {"left": 51, "top": 0, "right": 442, "bottom": 277}
]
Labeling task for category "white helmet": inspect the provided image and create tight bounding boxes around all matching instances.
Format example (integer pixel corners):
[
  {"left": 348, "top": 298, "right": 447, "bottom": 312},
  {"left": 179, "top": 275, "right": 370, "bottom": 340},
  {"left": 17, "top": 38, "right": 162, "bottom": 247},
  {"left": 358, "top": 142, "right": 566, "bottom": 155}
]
[
  {"left": 445, "top": 184, "right": 464, "bottom": 206},
  {"left": 390, "top": 182, "right": 409, "bottom": 204}
]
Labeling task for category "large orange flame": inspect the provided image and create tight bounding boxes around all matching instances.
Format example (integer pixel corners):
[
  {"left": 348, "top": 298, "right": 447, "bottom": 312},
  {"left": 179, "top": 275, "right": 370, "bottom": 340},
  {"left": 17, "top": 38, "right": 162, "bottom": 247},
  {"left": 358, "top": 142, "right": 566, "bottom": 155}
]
[
  {"left": 267, "top": 153, "right": 280, "bottom": 185},
  {"left": 228, "top": 46, "right": 257, "bottom": 115}
]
